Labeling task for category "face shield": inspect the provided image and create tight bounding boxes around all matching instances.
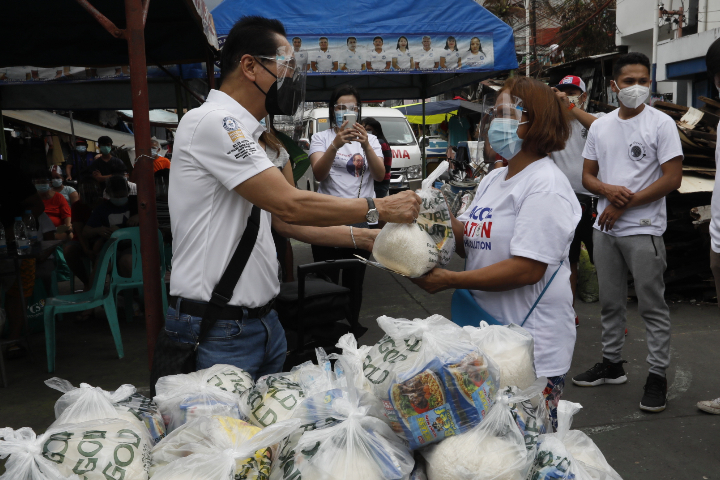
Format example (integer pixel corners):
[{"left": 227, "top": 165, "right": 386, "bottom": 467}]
[
  {"left": 478, "top": 93, "right": 527, "bottom": 162},
  {"left": 254, "top": 45, "right": 307, "bottom": 119},
  {"left": 333, "top": 102, "right": 359, "bottom": 129}
]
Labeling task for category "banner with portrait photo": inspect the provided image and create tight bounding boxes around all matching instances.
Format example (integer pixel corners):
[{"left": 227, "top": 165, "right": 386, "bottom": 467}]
[{"left": 288, "top": 34, "right": 495, "bottom": 75}]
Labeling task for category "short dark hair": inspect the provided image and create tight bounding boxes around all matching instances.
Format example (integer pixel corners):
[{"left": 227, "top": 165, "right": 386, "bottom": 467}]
[
  {"left": 98, "top": 135, "right": 113, "bottom": 145},
  {"left": 328, "top": 85, "right": 362, "bottom": 129},
  {"left": 373, "top": 36, "right": 383, "bottom": 43},
  {"left": 612, "top": 52, "right": 651, "bottom": 80},
  {"left": 347, "top": 37, "right": 357, "bottom": 45},
  {"left": 106, "top": 175, "right": 129, "bottom": 197},
  {"left": 706, "top": 37, "right": 720, "bottom": 76},
  {"left": 292, "top": 37, "right": 301, "bottom": 42},
  {"left": 220, "top": 16, "right": 286, "bottom": 81},
  {"left": 361, "top": 117, "right": 386, "bottom": 142},
  {"left": 319, "top": 36, "right": 328, "bottom": 42}
]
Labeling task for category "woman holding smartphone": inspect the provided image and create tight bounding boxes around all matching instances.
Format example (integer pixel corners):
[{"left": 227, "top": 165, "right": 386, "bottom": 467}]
[{"left": 309, "top": 84, "right": 385, "bottom": 318}]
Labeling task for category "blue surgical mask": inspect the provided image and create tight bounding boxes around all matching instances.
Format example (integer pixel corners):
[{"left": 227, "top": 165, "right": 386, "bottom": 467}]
[
  {"left": 109, "top": 197, "right": 129, "bottom": 206},
  {"left": 51, "top": 179, "right": 64, "bottom": 188},
  {"left": 100, "top": 146, "right": 112, "bottom": 155},
  {"left": 335, "top": 111, "right": 345, "bottom": 128},
  {"left": 151, "top": 147, "right": 158, "bottom": 156},
  {"left": 35, "top": 184, "right": 50, "bottom": 193},
  {"left": 487, "top": 118, "right": 526, "bottom": 160},
  {"left": 76, "top": 146, "right": 87, "bottom": 153}
]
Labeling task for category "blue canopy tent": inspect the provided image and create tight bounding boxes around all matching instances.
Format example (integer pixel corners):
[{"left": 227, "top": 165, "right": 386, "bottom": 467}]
[
  {"left": 210, "top": 0, "right": 518, "bottom": 101},
  {"left": 394, "top": 99, "right": 486, "bottom": 124}
]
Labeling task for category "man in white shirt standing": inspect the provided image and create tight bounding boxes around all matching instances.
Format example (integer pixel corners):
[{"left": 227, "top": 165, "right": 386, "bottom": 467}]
[
  {"left": 698, "top": 37, "right": 720, "bottom": 415},
  {"left": 292, "top": 37, "right": 309, "bottom": 71},
  {"left": 549, "top": 75, "right": 605, "bottom": 325},
  {"left": 168, "top": 16, "right": 421, "bottom": 379},
  {"left": 366, "top": 36, "right": 390, "bottom": 71},
  {"left": 311, "top": 36, "right": 337, "bottom": 72},
  {"left": 572, "top": 53, "right": 683, "bottom": 413},
  {"left": 339, "top": 37, "right": 365, "bottom": 71},
  {"left": 415, "top": 36, "right": 439, "bottom": 70}
]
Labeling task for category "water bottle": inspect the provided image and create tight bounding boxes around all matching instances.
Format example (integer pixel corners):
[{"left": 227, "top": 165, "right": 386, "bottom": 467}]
[
  {"left": 0, "top": 222, "right": 6, "bottom": 255},
  {"left": 14, "top": 217, "right": 30, "bottom": 256},
  {"left": 23, "top": 209, "right": 38, "bottom": 244}
]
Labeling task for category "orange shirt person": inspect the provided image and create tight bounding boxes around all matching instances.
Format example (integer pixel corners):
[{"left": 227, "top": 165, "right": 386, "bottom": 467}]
[{"left": 151, "top": 139, "right": 171, "bottom": 172}]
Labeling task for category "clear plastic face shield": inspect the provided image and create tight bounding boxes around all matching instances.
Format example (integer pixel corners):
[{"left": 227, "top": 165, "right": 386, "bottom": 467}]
[
  {"left": 254, "top": 46, "right": 307, "bottom": 124},
  {"left": 333, "top": 102, "right": 359, "bottom": 130},
  {"left": 476, "top": 93, "right": 527, "bottom": 164}
]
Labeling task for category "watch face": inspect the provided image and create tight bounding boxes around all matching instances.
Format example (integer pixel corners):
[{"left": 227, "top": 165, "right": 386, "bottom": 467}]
[{"left": 367, "top": 209, "right": 380, "bottom": 223}]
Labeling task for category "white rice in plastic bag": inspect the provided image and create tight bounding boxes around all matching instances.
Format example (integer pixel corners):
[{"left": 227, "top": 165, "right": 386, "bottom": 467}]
[
  {"left": 464, "top": 322, "right": 537, "bottom": 390},
  {"left": 204, "top": 364, "right": 254, "bottom": 395},
  {"left": 372, "top": 222, "right": 438, "bottom": 277},
  {"left": 240, "top": 373, "right": 305, "bottom": 428}
]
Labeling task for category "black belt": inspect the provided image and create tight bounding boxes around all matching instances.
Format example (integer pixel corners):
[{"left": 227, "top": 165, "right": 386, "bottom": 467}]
[{"left": 169, "top": 295, "right": 275, "bottom": 320}]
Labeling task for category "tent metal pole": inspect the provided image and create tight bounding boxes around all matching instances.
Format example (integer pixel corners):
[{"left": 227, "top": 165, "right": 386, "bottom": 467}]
[
  {"left": 206, "top": 50, "right": 216, "bottom": 91},
  {"left": 175, "top": 83, "right": 185, "bottom": 122},
  {"left": 125, "top": 0, "right": 163, "bottom": 369},
  {"left": 0, "top": 111, "right": 7, "bottom": 161}
]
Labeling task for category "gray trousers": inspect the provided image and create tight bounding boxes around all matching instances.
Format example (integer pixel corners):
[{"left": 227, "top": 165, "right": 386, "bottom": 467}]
[{"left": 593, "top": 230, "right": 671, "bottom": 376}]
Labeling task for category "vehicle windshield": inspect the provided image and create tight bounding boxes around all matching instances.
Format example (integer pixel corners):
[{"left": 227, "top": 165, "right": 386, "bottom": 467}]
[{"left": 315, "top": 116, "right": 416, "bottom": 146}]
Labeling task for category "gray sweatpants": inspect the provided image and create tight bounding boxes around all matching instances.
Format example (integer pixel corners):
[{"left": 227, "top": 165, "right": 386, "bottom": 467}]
[{"left": 593, "top": 230, "right": 671, "bottom": 376}]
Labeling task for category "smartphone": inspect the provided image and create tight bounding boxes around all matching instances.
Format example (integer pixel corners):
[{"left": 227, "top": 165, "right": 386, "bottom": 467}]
[{"left": 343, "top": 112, "right": 357, "bottom": 129}]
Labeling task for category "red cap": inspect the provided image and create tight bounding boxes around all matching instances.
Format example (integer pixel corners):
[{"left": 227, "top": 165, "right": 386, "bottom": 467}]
[{"left": 553, "top": 75, "right": 586, "bottom": 93}]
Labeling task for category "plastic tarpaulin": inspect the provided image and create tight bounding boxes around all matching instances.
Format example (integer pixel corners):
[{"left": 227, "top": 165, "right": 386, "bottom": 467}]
[
  {"left": 393, "top": 100, "right": 485, "bottom": 124},
  {"left": 208, "top": 0, "right": 517, "bottom": 101}
]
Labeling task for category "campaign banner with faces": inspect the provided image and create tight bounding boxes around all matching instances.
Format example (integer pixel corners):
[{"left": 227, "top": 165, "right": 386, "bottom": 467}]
[{"left": 290, "top": 34, "right": 494, "bottom": 74}]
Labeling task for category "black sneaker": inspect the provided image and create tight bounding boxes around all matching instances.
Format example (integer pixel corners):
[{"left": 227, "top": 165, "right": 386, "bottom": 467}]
[
  {"left": 640, "top": 373, "right": 668, "bottom": 412},
  {"left": 572, "top": 358, "right": 628, "bottom": 387}
]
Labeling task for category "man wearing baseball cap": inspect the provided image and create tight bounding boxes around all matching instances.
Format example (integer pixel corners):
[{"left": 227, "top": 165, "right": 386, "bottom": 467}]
[{"left": 550, "top": 75, "right": 605, "bottom": 326}]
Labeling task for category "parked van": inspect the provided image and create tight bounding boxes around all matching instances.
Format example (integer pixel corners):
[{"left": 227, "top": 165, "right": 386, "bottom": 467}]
[{"left": 297, "top": 106, "right": 423, "bottom": 194}]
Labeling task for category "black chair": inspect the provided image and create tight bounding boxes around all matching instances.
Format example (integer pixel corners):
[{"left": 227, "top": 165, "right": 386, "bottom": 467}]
[{"left": 275, "top": 259, "right": 367, "bottom": 370}]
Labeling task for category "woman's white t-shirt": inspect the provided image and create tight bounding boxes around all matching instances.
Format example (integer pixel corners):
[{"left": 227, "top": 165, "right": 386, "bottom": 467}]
[
  {"left": 463, "top": 51, "right": 488, "bottom": 67},
  {"left": 309, "top": 129, "right": 382, "bottom": 199},
  {"left": 443, "top": 49, "right": 462, "bottom": 69},
  {"left": 457, "top": 158, "right": 581, "bottom": 377},
  {"left": 266, "top": 144, "right": 290, "bottom": 169},
  {"left": 394, "top": 49, "right": 413, "bottom": 69}
]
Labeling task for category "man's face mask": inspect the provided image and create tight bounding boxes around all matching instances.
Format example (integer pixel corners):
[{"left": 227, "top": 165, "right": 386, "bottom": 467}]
[
  {"left": 151, "top": 147, "right": 158, "bottom": 156},
  {"left": 252, "top": 46, "right": 306, "bottom": 116},
  {"left": 110, "top": 196, "right": 129, "bottom": 206},
  {"left": 51, "top": 179, "right": 63, "bottom": 188},
  {"left": 76, "top": 145, "right": 87, "bottom": 153},
  {"left": 100, "top": 145, "right": 112, "bottom": 155},
  {"left": 567, "top": 94, "right": 585, "bottom": 109},
  {"left": 35, "top": 183, "right": 51, "bottom": 193}
]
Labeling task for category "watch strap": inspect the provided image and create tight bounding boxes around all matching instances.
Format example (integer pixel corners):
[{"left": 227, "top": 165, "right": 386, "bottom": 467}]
[{"left": 366, "top": 197, "right": 376, "bottom": 211}]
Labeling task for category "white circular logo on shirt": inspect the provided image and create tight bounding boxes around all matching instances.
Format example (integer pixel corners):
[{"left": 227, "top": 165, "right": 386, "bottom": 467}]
[
  {"left": 222, "top": 117, "right": 239, "bottom": 131},
  {"left": 628, "top": 141, "right": 647, "bottom": 161}
]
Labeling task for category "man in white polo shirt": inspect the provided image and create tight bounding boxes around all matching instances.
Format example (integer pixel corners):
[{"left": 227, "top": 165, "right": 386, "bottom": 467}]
[
  {"left": 311, "top": 36, "right": 337, "bottom": 72},
  {"left": 168, "top": 16, "right": 421, "bottom": 379},
  {"left": 415, "top": 36, "right": 439, "bottom": 70},
  {"left": 572, "top": 53, "right": 683, "bottom": 413},
  {"left": 366, "top": 36, "right": 391, "bottom": 70},
  {"left": 550, "top": 75, "right": 605, "bottom": 325},
  {"left": 292, "top": 37, "right": 309, "bottom": 71},
  {"left": 339, "top": 37, "right": 366, "bottom": 71}
]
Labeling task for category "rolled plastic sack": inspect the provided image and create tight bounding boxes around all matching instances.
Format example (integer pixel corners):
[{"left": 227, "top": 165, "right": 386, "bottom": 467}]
[
  {"left": 151, "top": 419, "right": 299, "bottom": 480},
  {"left": 45, "top": 377, "right": 166, "bottom": 445},
  {"left": 372, "top": 161, "right": 455, "bottom": 277},
  {"left": 464, "top": 322, "right": 537, "bottom": 390},
  {"left": 1, "top": 418, "right": 152, "bottom": 480},
  {"left": 422, "top": 378, "right": 547, "bottom": 480},
  {"left": 151, "top": 415, "right": 268, "bottom": 477},
  {"left": 154, "top": 364, "right": 245, "bottom": 432},
  {"left": 550, "top": 402, "right": 623, "bottom": 480}
]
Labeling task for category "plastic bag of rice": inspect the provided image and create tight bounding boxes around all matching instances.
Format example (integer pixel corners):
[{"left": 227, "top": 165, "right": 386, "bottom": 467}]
[
  {"left": 464, "top": 321, "right": 537, "bottom": 390},
  {"left": 45, "top": 378, "right": 166, "bottom": 445},
  {"left": 421, "top": 379, "right": 545, "bottom": 480},
  {"left": 151, "top": 419, "right": 298, "bottom": 480},
  {"left": 239, "top": 373, "right": 306, "bottom": 428},
  {"left": 154, "top": 365, "right": 244, "bottom": 432},
  {"left": 372, "top": 161, "right": 454, "bottom": 277},
  {"left": 329, "top": 333, "right": 374, "bottom": 394}
]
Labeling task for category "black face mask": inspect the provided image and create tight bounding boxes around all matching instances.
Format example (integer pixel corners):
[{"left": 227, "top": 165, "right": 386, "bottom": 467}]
[{"left": 253, "top": 59, "right": 303, "bottom": 116}]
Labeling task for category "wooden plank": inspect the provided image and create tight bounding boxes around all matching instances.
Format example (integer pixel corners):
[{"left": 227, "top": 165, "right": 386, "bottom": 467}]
[
  {"left": 700, "top": 96, "right": 720, "bottom": 109},
  {"left": 684, "top": 129, "right": 718, "bottom": 142},
  {"left": 655, "top": 101, "right": 688, "bottom": 112}
]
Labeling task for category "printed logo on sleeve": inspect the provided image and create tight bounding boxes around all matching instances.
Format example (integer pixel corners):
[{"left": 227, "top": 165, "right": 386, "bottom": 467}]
[{"left": 628, "top": 141, "right": 647, "bottom": 161}]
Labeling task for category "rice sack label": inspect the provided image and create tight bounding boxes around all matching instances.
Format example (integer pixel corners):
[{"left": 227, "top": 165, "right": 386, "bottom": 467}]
[
  {"left": 207, "top": 365, "right": 254, "bottom": 396},
  {"left": 242, "top": 375, "right": 305, "bottom": 428},
  {"left": 180, "top": 393, "right": 241, "bottom": 426},
  {"left": 41, "top": 419, "right": 151, "bottom": 480},
  {"left": 363, "top": 333, "right": 423, "bottom": 401},
  {"left": 417, "top": 187, "right": 455, "bottom": 267},
  {"left": 116, "top": 393, "right": 166, "bottom": 445},
  {"left": 441, "top": 352, "right": 497, "bottom": 427},
  {"left": 389, "top": 367, "right": 460, "bottom": 449}
]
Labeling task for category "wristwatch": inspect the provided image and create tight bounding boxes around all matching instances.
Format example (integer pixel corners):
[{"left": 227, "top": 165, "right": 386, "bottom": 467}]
[{"left": 365, "top": 197, "right": 379, "bottom": 223}]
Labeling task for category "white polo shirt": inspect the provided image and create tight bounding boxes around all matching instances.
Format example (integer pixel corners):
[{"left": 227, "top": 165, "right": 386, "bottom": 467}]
[
  {"left": 169, "top": 89, "right": 279, "bottom": 307},
  {"left": 463, "top": 51, "right": 488, "bottom": 67},
  {"left": 367, "top": 49, "right": 390, "bottom": 70},
  {"left": 313, "top": 50, "right": 335, "bottom": 71},
  {"left": 416, "top": 48, "right": 438, "bottom": 69},
  {"left": 340, "top": 49, "right": 365, "bottom": 70},
  {"left": 393, "top": 49, "right": 413, "bottom": 70},
  {"left": 294, "top": 50, "right": 308, "bottom": 70},
  {"left": 443, "top": 49, "right": 462, "bottom": 69}
]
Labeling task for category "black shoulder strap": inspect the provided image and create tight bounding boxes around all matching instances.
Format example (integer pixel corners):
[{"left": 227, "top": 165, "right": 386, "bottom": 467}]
[{"left": 196, "top": 205, "right": 261, "bottom": 346}]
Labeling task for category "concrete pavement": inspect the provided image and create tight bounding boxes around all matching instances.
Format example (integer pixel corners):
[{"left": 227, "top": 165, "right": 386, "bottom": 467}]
[{"left": 0, "top": 240, "right": 718, "bottom": 479}]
